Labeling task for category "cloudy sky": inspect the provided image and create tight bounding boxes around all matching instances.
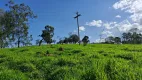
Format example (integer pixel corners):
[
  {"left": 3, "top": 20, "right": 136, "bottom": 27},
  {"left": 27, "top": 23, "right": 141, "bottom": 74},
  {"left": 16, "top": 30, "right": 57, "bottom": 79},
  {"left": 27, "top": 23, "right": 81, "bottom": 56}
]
[{"left": 1, "top": 0, "right": 142, "bottom": 43}]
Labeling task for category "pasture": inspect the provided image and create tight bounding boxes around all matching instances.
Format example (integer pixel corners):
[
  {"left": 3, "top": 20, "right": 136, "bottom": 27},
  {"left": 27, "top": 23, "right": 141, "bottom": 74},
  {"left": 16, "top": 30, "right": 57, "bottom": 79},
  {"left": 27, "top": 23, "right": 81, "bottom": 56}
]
[{"left": 0, "top": 44, "right": 141, "bottom": 80}]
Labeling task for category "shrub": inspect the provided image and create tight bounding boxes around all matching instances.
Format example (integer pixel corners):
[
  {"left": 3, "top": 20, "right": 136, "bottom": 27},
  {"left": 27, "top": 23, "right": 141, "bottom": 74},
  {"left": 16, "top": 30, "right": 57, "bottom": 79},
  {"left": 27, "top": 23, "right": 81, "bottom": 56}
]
[
  {"left": 81, "top": 53, "right": 86, "bottom": 56},
  {"left": 20, "top": 49, "right": 29, "bottom": 52},
  {"left": 58, "top": 47, "right": 64, "bottom": 51},
  {"left": 46, "top": 50, "right": 50, "bottom": 54},
  {"left": 0, "top": 55, "right": 6, "bottom": 58},
  {"left": 56, "top": 59, "right": 75, "bottom": 67},
  {"left": 50, "top": 45, "right": 55, "bottom": 48},
  {"left": 98, "top": 50, "right": 105, "bottom": 54},
  {"left": 72, "top": 50, "right": 82, "bottom": 54},
  {"left": 35, "top": 52, "right": 44, "bottom": 57},
  {"left": 36, "top": 52, "right": 42, "bottom": 55},
  {"left": 0, "top": 58, "right": 6, "bottom": 63},
  {"left": 115, "top": 54, "right": 133, "bottom": 60}
]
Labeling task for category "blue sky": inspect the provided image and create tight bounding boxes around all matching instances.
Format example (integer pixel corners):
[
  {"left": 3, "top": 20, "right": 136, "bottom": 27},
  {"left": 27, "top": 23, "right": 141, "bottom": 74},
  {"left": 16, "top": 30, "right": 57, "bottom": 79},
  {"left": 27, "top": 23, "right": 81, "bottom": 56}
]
[{"left": 1, "top": 0, "right": 142, "bottom": 44}]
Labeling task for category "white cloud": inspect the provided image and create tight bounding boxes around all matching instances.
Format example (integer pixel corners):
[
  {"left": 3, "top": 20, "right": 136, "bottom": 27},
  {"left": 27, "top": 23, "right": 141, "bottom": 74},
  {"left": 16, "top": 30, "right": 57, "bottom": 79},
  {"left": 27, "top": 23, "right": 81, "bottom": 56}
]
[
  {"left": 86, "top": 20, "right": 102, "bottom": 27},
  {"left": 95, "top": 39, "right": 105, "bottom": 43},
  {"left": 113, "top": 0, "right": 142, "bottom": 24},
  {"left": 86, "top": 20, "right": 117, "bottom": 30},
  {"left": 79, "top": 26, "right": 85, "bottom": 31},
  {"left": 115, "top": 19, "right": 142, "bottom": 33},
  {"left": 103, "top": 22, "right": 117, "bottom": 29},
  {"left": 102, "top": 30, "right": 114, "bottom": 37},
  {"left": 115, "top": 20, "right": 132, "bottom": 32},
  {"left": 116, "top": 15, "right": 121, "bottom": 18},
  {"left": 85, "top": 0, "right": 142, "bottom": 42}
]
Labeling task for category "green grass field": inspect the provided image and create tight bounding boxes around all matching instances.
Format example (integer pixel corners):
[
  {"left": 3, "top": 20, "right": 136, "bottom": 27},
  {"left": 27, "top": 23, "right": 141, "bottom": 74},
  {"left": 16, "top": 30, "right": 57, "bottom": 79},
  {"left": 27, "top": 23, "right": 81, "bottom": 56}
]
[{"left": 0, "top": 44, "right": 142, "bottom": 80}]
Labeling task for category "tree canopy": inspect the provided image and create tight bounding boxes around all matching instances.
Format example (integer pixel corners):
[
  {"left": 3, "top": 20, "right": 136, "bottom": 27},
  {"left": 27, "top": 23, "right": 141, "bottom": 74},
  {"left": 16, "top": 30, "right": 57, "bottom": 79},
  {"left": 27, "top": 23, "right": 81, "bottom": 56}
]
[
  {"left": 40, "top": 25, "right": 54, "bottom": 45},
  {"left": 82, "top": 36, "right": 89, "bottom": 46},
  {"left": 0, "top": 0, "right": 36, "bottom": 48}
]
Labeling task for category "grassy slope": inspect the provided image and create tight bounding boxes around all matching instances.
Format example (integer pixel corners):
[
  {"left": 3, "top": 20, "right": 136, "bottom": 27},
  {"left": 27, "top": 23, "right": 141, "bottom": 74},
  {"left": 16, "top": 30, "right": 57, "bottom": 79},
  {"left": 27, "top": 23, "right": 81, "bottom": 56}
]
[{"left": 0, "top": 44, "right": 142, "bottom": 80}]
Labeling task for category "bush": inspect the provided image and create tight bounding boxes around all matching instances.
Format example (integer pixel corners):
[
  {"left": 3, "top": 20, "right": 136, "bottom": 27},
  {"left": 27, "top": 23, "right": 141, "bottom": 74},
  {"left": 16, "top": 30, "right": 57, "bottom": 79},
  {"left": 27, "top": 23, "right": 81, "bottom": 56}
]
[
  {"left": 56, "top": 59, "right": 75, "bottom": 67},
  {"left": 46, "top": 50, "right": 50, "bottom": 54},
  {"left": 115, "top": 54, "right": 133, "bottom": 60},
  {"left": 58, "top": 47, "right": 64, "bottom": 51},
  {"left": 36, "top": 52, "right": 42, "bottom": 55},
  {"left": 20, "top": 49, "right": 29, "bottom": 52},
  {"left": 0, "top": 55, "right": 6, "bottom": 58},
  {"left": 83, "top": 42, "right": 87, "bottom": 46},
  {"left": 98, "top": 50, "right": 105, "bottom": 54}
]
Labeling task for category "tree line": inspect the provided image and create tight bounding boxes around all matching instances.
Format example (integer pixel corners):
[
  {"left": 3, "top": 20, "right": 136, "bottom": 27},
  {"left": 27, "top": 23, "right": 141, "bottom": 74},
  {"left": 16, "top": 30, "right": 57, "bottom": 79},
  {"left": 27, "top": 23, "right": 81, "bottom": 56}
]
[
  {"left": 1, "top": 1, "right": 141, "bottom": 49},
  {"left": 104, "top": 28, "right": 142, "bottom": 44},
  {"left": 57, "top": 34, "right": 90, "bottom": 46}
]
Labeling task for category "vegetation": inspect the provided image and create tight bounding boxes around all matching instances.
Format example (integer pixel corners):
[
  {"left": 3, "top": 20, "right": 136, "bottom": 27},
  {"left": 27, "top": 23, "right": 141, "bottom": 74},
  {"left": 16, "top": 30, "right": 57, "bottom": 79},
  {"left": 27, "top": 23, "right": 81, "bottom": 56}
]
[
  {"left": 82, "top": 36, "right": 90, "bottom": 46},
  {"left": 39, "top": 25, "right": 54, "bottom": 46},
  {"left": 57, "top": 34, "right": 79, "bottom": 44},
  {"left": 0, "top": 0, "right": 36, "bottom": 48},
  {"left": 105, "top": 28, "right": 142, "bottom": 44},
  {"left": 0, "top": 44, "right": 141, "bottom": 80},
  {"left": 0, "top": 0, "right": 142, "bottom": 80},
  {"left": 122, "top": 28, "right": 142, "bottom": 44}
]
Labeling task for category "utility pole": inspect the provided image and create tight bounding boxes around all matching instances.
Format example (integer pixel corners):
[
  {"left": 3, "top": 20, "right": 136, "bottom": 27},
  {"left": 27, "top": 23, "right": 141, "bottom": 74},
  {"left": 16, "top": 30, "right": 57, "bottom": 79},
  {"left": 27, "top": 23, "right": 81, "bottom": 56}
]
[
  {"left": 99, "top": 28, "right": 105, "bottom": 43},
  {"left": 74, "top": 12, "right": 81, "bottom": 45}
]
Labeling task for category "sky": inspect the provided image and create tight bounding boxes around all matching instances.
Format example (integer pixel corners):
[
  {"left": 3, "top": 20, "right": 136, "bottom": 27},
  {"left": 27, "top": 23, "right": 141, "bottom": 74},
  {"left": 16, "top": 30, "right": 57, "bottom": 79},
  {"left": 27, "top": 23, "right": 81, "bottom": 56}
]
[{"left": 1, "top": 0, "right": 142, "bottom": 44}]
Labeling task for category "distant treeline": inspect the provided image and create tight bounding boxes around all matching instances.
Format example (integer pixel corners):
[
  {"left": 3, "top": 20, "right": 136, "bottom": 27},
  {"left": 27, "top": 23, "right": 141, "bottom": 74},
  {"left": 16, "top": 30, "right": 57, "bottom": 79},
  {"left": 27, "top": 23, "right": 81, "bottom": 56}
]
[
  {"left": 104, "top": 28, "right": 142, "bottom": 44},
  {"left": 1, "top": 1, "right": 141, "bottom": 49},
  {"left": 57, "top": 28, "right": 142, "bottom": 45}
]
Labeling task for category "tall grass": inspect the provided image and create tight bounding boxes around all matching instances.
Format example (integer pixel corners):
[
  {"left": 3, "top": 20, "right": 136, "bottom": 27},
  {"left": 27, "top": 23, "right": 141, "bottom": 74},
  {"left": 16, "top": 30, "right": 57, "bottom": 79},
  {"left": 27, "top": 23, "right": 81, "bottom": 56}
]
[{"left": 0, "top": 44, "right": 141, "bottom": 80}]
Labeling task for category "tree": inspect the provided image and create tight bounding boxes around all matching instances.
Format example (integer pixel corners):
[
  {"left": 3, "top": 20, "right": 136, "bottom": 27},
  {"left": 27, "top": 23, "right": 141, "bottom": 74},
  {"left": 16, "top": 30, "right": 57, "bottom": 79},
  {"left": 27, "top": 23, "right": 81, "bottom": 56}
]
[
  {"left": 114, "top": 37, "right": 121, "bottom": 44},
  {"left": 36, "top": 39, "right": 40, "bottom": 46},
  {"left": 69, "top": 34, "right": 79, "bottom": 44},
  {"left": 40, "top": 25, "right": 54, "bottom": 44},
  {"left": 63, "top": 37, "right": 69, "bottom": 44},
  {"left": 82, "top": 36, "right": 89, "bottom": 46},
  {"left": 0, "top": 9, "right": 4, "bottom": 16},
  {"left": 0, "top": 9, "right": 5, "bottom": 48},
  {"left": 5, "top": 0, "right": 36, "bottom": 48},
  {"left": 52, "top": 40, "right": 56, "bottom": 44},
  {"left": 21, "top": 35, "right": 33, "bottom": 46},
  {"left": 122, "top": 28, "right": 142, "bottom": 44},
  {"left": 105, "top": 36, "right": 114, "bottom": 44},
  {"left": 0, "top": 9, "right": 12, "bottom": 48},
  {"left": 57, "top": 40, "right": 64, "bottom": 44}
]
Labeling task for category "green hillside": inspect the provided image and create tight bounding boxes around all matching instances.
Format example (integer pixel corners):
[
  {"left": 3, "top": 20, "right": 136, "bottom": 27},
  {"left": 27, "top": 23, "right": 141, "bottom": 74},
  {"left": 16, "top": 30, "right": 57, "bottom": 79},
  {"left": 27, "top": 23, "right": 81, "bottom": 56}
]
[{"left": 0, "top": 44, "right": 142, "bottom": 80}]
